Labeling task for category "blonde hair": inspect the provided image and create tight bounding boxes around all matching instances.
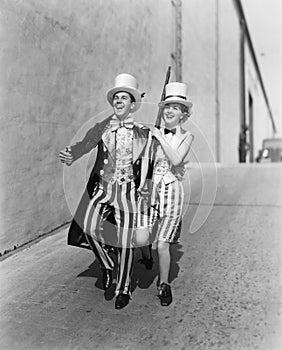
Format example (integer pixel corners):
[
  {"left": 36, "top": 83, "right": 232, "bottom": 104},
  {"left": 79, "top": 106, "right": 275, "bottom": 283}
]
[{"left": 179, "top": 105, "right": 192, "bottom": 123}]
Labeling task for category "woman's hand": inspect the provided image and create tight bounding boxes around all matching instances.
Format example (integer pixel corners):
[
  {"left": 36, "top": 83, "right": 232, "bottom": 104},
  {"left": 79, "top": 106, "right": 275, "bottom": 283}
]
[{"left": 144, "top": 124, "right": 162, "bottom": 140}]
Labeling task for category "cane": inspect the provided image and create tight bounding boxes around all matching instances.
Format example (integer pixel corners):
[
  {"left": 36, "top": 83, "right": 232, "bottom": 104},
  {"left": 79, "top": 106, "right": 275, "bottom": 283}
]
[{"left": 155, "top": 66, "right": 171, "bottom": 128}]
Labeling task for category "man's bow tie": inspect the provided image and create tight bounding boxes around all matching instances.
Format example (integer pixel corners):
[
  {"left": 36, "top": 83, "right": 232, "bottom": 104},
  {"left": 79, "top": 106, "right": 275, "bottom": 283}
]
[
  {"left": 110, "top": 116, "right": 134, "bottom": 132},
  {"left": 164, "top": 128, "right": 176, "bottom": 135}
]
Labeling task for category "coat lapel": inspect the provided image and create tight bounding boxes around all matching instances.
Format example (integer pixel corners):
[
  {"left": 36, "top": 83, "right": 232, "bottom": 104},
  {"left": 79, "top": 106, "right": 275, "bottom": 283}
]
[
  {"left": 132, "top": 125, "right": 148, "bottom": 163},
  {"left": 138, "top": 131, "right": 152, "bottom": 189},
  {"left": 102, "top": 123, "right": 116, "bottom": 160}
]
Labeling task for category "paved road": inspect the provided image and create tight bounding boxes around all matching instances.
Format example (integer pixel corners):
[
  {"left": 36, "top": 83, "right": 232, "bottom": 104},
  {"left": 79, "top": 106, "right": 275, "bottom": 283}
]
[{"left": 1, "top": 164, "right": 282, "bottom": 350}]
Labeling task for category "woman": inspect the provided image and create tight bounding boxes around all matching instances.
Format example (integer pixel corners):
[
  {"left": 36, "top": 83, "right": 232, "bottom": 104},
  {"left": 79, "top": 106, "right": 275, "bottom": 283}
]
[{"left": 137, "top": 82, "right": 194, "bottom": 306}]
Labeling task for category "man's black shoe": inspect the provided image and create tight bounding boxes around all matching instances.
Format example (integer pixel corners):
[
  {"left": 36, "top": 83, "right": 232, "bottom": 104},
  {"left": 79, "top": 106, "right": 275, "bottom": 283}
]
[
  {"left": 115, "top": 294, "right": 130, "bottom": 310},
  {"left": 101, "top": 269, "right": 112, "bottom": 290}
]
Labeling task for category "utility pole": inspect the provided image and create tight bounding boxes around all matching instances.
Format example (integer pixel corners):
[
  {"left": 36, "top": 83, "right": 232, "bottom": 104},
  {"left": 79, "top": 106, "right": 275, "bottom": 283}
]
[
  {"left": 171, "top": 0, "right": 182, "bottom": 81},
  {"left": 215, "top": 0, "right": 221, "bottom": 162}
]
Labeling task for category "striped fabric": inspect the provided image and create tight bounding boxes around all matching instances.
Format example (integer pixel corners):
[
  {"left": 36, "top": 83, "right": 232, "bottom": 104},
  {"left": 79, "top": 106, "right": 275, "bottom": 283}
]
[
  {"left": 157, "top": 181, "right": 184, "bottom": 242},
  {"left": 156, "top": 180, "right": 184, "bottom": 242},
  {"left": 84, "top": 181, "right": 137, "bottom": 296},
  {"left": 138, "top": 179, "right": 184, "bottom": 243}
]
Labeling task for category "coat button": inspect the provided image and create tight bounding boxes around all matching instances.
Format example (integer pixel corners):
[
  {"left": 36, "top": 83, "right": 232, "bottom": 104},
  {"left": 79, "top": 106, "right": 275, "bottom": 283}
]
[
  {"left": 100, "top": 169, "right": 104, "bottom": 175},
  {"left": 104, "top": 159, "right": 108, "bottom": 164}
]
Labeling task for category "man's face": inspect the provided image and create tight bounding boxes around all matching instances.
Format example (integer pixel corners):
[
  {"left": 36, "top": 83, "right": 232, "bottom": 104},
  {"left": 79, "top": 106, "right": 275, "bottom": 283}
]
[{"left": 112, "top": 92, "right": 135, "bottom": 120}]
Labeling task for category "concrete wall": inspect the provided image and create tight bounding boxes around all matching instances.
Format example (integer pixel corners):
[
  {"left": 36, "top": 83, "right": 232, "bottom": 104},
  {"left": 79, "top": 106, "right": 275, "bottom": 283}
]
[
  {"left": 218, "top": 0, "right": 241, "bottom": 162},
  {"left": 182, "top": 0, "right": 217, "bottom": 162},
  {"left": 0, "top": 0, "right": 172, "bottom": 253},
  {"left": 182, "top": 0, "right": 241, "bottom": 163}
]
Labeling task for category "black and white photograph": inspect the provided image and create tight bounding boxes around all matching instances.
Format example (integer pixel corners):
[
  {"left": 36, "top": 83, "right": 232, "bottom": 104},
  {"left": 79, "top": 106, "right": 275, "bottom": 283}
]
[{"left": 0, "top": 0, "right": 281, "bottom": 349}]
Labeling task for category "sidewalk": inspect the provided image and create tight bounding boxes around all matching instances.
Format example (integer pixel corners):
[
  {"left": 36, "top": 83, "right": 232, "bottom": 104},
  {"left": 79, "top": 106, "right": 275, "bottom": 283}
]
[{"left": 1, "top": 164, "right": 282, "bottom": 350}]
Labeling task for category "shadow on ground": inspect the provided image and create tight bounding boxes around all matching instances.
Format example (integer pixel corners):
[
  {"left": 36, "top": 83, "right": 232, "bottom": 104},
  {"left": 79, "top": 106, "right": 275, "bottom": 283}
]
[{"left": 76, "top": 243, "right": 184, "bottom": 299}]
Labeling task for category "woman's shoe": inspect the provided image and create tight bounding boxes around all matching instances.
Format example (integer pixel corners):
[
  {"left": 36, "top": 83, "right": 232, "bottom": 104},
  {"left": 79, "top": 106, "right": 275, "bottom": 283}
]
[{"left": 158, "top": 282, "right": 172, "bottom": 306}]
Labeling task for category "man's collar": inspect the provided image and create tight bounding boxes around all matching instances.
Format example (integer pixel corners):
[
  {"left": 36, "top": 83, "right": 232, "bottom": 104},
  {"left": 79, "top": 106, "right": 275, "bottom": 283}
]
[{"left": 110, "top": 114, "right": 134, "bottom": 131}]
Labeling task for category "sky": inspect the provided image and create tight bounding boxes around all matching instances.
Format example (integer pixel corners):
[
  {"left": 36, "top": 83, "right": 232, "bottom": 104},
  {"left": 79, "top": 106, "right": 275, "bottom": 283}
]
[{"left": 241, "top": 0, "right": 282, "bottom": 137}]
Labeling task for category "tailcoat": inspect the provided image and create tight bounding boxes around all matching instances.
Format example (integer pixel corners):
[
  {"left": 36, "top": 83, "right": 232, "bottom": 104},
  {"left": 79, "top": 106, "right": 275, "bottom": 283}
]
[{"left": 67, "top": 115, "right": 150, "bottom": 249}]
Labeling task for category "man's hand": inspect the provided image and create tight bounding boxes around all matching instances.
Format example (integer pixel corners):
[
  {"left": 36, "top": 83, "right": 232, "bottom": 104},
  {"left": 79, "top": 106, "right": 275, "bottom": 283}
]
[{"left": 59, "top": 147, "right": 74, "bottom": 166}]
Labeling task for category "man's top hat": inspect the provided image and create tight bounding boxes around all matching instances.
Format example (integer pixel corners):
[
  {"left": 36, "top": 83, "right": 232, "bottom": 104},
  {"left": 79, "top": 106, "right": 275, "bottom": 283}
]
[{"left": 106, "top": 73, "right": 142, "bottom": 112}]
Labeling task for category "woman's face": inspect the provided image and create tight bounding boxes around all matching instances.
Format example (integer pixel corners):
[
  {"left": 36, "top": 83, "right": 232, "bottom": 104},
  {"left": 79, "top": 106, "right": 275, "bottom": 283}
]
[{"left": 162, "top": 103, "right": 184, "bottom": 129}]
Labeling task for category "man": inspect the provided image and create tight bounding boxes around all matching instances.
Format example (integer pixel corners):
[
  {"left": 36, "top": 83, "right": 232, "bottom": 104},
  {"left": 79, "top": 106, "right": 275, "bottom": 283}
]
[{"left": 59, "top": 73, "right": 151, "bottom": 309}]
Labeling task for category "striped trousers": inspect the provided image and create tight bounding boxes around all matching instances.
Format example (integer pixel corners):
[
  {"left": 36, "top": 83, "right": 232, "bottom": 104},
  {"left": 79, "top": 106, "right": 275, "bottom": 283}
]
[{"left": 84, "top": 181, "right": 137, "bottom": 296}]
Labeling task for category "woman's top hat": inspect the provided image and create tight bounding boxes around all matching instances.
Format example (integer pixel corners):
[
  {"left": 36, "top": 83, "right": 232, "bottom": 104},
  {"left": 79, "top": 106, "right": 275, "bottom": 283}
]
[{"left": 158, "top": 82, "right": 193, "bottom": 108}]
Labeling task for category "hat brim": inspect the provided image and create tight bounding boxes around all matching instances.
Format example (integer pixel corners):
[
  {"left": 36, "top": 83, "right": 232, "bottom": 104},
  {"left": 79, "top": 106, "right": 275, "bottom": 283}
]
[
  {"left": 158, "top": 99, "right": 193, "bottom": 109},
  {"left": 106, "top": 87, "right": 142, "bottom": 112}
]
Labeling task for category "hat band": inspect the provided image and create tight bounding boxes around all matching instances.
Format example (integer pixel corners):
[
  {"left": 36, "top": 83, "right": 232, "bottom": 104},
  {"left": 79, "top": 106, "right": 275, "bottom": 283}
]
[{"left": 165, "top": 95, "right": 187, "bottom": 100}]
